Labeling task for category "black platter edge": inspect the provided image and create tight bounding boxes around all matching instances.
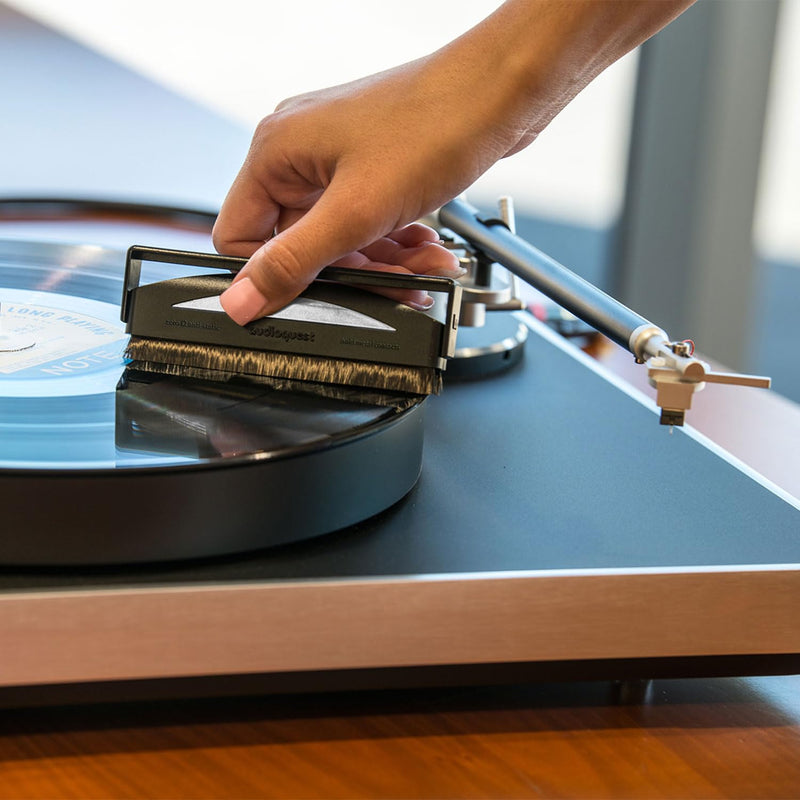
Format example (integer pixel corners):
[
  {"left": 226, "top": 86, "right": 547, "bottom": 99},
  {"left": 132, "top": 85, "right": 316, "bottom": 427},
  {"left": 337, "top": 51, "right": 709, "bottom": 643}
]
[{"left": 0, "top": 402, "right": 425, "bottom": 566}]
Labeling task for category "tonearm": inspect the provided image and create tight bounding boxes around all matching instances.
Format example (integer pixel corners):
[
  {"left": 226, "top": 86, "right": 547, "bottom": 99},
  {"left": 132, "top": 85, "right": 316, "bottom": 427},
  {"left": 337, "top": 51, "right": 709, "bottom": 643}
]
[{"left": 435, "top": 197, "right": 770, "bottom": 426}]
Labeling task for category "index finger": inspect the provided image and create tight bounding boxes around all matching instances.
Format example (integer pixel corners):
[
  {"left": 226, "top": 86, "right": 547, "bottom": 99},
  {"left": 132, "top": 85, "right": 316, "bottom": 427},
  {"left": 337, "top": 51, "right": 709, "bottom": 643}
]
[{"left": 212, "top": 170, "right": 281, "bottom": 258}]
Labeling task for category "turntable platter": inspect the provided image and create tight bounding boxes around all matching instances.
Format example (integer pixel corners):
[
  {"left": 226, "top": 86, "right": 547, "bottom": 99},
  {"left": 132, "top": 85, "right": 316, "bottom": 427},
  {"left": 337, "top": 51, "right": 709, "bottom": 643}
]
[{"left": 0, "top": 202, "right": 425, "bottom": 565}]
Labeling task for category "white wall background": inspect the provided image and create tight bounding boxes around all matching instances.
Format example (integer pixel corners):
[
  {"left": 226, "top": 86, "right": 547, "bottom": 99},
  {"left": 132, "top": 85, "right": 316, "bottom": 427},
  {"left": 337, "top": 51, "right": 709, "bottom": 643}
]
[{"left": 6, "top": 0, "right": 799, "bottom": 262}]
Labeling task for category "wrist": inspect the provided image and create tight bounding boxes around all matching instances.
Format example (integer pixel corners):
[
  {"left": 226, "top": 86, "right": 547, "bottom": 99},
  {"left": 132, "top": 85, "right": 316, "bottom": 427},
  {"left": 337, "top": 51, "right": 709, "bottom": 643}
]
[{"left": 446, "top": 0, "right": 694, "bottom": 138}]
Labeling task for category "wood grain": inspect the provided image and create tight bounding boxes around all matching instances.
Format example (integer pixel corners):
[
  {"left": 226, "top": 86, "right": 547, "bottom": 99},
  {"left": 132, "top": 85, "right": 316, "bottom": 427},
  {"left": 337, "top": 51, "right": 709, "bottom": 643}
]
[{"left": 0, "top": 677, "right": 799, "bottom": 799}]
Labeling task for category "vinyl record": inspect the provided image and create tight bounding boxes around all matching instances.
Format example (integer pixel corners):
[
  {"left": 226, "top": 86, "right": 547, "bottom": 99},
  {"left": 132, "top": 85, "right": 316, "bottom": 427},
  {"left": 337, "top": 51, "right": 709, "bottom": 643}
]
[{"left": 0, "top": 201, "right": 425, "bottom": 565}]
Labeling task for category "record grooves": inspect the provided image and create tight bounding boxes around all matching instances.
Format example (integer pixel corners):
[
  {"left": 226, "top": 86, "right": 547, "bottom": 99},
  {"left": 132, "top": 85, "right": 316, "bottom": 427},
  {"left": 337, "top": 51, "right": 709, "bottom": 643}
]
[{"left": 0, "top": 203, "right": 425, "bottom": 565}]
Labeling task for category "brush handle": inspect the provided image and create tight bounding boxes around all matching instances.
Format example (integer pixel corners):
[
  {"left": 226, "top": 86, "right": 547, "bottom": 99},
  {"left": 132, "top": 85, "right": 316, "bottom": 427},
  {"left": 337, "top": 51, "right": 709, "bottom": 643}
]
[
  {"left": 125, "top": 246, "right": 460, "bottom": 293},
  {"left": 122, "top": 247, "right": 247, "bottom": 322},
  {"left": 438, "top": 198, "right": 658, "bottom": 354},
  {"left": 123, "top": 246, "right": 461, "bottom": 332}
]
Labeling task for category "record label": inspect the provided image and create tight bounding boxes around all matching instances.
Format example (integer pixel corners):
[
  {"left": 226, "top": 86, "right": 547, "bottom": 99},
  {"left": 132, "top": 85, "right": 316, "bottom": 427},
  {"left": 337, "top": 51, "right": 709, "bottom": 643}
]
[{"left": 0, "top": 289, "right": 126, "bottom": 380}]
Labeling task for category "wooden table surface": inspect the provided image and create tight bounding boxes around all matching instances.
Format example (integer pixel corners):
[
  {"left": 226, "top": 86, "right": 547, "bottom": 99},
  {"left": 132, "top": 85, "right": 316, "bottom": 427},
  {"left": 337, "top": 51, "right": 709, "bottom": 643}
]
[
  {"left": 1, "top": 343, "right": 799, "bottom": 799},
  {"left": 1, "top": 676, "right": 799, "bottom": 798}
]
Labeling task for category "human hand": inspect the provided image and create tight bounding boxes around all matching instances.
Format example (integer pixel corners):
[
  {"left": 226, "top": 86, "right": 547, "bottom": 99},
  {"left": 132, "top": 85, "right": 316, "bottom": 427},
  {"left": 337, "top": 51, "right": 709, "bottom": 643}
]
[
  {"left": 212, "top": 33, "right": 534, "bottom": 324},
  {"left": 212, "top": 0, "right": 694, "bottom": 325}
]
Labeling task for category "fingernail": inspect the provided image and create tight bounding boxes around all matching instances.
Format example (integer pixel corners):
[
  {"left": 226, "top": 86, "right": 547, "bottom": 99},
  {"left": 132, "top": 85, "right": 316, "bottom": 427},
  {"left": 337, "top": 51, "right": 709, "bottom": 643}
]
[
  {"left": 426, "top": 265, "right": 469, "bottom": 279},
  {"left": 407, "top": 294, "right": 436, "bottom": 311},
  {"left": 220, "top": 277, "right": 267, "bottom": 325}
]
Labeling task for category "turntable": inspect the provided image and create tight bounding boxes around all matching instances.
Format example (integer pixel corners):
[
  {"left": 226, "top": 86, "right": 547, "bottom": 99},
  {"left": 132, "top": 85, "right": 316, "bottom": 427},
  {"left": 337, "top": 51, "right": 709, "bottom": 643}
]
[
  {"left": 1, "top": 199, "right": 799, "bottom": 703},
  {"left": 0, "top": 200, "right": 431, "bottom": 564}
]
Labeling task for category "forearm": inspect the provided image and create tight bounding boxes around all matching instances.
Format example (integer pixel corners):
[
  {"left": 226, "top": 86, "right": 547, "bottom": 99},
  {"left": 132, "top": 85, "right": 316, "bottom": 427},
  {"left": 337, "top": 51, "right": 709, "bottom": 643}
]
[{"left": 434, "top": 0, "right": 694, "bottom": 149}]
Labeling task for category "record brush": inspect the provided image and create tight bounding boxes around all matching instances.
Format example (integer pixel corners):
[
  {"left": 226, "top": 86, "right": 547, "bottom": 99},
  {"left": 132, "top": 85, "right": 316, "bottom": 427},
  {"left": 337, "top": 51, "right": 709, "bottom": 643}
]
[{"left": 121, "top": 246, "right": 462, "bottom": 397}]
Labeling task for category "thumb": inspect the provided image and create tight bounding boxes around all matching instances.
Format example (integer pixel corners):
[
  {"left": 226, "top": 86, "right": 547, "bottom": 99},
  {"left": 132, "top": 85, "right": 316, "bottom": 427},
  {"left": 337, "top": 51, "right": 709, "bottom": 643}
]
[{"left": 219, "top": 184, "right": 386, "bottom": 326}]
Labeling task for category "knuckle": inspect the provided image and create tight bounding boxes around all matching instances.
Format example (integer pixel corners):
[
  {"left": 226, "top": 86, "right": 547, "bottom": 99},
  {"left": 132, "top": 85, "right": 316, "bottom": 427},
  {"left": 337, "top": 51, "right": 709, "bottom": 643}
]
[
  {"left": 211, "top": 220, "right": 229, "bottom": 254},
  {"left": 252, "top": 112, "right": 286, "bottom": 148},
  {"left": 273, "top": 93, "right": 300, "bottom": 114},
  {"left": 252, "top": 115, "right": 274, "bottom": 146},
  {"left": 262, "top": 238, "right": 313, "bottom": 294}
]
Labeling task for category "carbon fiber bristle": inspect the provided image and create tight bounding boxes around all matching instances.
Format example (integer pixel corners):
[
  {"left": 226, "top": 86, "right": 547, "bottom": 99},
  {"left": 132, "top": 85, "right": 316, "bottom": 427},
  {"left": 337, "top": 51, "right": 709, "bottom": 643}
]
[{"left": 125, "top": 337, "right": 442, "bottom": 396}]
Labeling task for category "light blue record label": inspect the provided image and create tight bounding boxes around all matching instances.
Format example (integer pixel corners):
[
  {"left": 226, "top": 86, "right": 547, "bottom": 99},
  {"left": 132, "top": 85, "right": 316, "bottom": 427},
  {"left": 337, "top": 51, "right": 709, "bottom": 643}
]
[{"left": 0, "top": 289, "right": 128, "bottom": 396}]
